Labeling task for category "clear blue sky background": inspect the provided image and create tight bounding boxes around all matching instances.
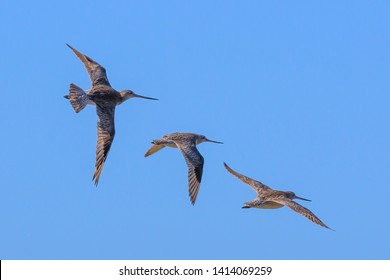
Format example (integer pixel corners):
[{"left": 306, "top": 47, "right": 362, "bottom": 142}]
[{"left": 0, "top": 0, "right": 389, "bottom": 260}]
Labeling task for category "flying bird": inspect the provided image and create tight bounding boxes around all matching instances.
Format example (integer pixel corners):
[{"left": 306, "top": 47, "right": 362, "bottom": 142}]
[
  {"left": 224, "top": 162, "right": 333, "bottom": 230},
  {"left": 145, "top": 133, "right": 223, "bottom": 204},
  {"left": 64, "top": 44, "right": 158, "bottom": 185}
]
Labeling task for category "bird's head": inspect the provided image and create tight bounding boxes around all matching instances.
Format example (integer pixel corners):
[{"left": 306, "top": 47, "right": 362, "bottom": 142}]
[
  {"left": 286, "top": 191, "right": 311, "bottom": 201},
  {"left": 119, "top": 90, "right": 158, "bottom": 103},
  {"left": 195, "top": 134, "right": 223, "bottom": 145}
]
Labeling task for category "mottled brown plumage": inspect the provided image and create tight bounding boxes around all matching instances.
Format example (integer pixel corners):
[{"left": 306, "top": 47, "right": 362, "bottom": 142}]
[
  {"left": 224, "top": 163, "right": 333, "bottom": 230},
  {"left": 145, "top": 133, "right": 223, "bottom": 205},
  {"left": 64, "top": 44, "right": 157, "bottom": 185}
]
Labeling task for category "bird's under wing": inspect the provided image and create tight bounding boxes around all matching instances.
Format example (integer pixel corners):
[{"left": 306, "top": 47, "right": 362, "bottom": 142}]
[
  {"left": 93, "top": 104, "right": 116, "bottom": 185},
  {"left": 274, "top": 198, "right": 332, "bottom": 230},
  {"left": 223, "top": 163, "right": 271, "bottom": 194},
  {"left": 176, "top": 141, "right": 204, "bottom": 205},
  {"left": 67, "top": 44, "right": 111, "bottom": 87}
]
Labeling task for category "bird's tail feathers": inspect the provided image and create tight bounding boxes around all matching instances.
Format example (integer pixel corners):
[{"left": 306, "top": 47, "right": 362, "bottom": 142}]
[{"left": 65, "top": 83, "right": 88, "bottom": 113}]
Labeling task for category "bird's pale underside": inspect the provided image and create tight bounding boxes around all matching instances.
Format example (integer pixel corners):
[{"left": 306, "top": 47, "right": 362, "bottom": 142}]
[
  {"left": 145, "top": 133, "right": 223, "bottom": 205},
  {"left": 64, "top": 44, "right": 157, "bottom": 186},
  {"left": 224, "top": 163, "right": 333, "bottom": 230}
]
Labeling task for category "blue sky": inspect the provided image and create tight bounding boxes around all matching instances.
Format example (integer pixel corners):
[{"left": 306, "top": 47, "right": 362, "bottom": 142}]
[{"left": 0, "top": 0, "right": 389, "bottom": 259}]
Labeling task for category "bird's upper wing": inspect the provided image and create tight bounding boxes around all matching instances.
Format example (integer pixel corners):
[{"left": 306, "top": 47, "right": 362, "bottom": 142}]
[
  {"left": 67, "top": 44, "right": 111, "bottom": 87},
  {"left": 223, "top": 162, "right": 271, "bottom": 194},
  {"left": 93, "top": 104, "right": 116, "bottom": 185},
  {"left": 176, "top": 141, "right": 204, "bottom": 205},
  {"left": 272, "top": 198, "right": 333, "bottom": 230},
  {"left": 144, "top": 144, "right": 166, "bottom": 157}
]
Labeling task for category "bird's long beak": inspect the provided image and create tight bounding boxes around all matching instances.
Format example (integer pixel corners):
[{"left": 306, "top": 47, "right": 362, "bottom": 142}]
[
  {"left": 295, "top": 195, "right": 311, "bottom": 201},
  {"left": 206, "top": 138, "right": 223, "bottom": 144},
  {"left": 132, "top": 93, "right": 158, "bottom": 100}
]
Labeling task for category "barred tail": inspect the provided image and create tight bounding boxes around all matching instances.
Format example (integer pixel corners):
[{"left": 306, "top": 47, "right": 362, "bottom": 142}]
[{"left": 64, "top": 83, "right": 88, "bottom": 113}]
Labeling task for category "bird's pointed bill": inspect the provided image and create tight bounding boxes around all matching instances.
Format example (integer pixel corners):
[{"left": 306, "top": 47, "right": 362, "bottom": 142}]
[
  {"left": 295, "top": 196, "right": 311, "bottom": 201},
  {"left": 205, "top": 138, "right": 223, "bottom": 144},
  {"left": 132, "top": 93, "right": 158, "bottom": 100}
]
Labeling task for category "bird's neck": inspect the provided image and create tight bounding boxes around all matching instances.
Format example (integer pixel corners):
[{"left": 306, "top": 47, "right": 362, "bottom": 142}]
[{"left": 117, "top": 91, "right": 130, "bottom": 105}]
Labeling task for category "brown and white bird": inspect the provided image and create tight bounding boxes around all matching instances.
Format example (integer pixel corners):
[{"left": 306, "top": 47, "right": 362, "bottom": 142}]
[
  {"left": 145, "top": 133, "right": 223, "bottom": 205},
  {"left": 64, "top": 44, "right": 158, "bottom": 185},
  {"left": 224, "top": 163, "right": 333, "bottom": 230}
]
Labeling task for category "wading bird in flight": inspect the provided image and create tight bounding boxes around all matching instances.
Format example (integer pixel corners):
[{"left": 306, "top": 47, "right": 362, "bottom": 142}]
[
  {"left": 145, "top": 133, "right": 223, "bottom": 204},
  {"left": 224, "top": 162, "right": 333, "bottom": 230},
  {"left": 65, "top": 44, "right": 158, "bottom": 185}
]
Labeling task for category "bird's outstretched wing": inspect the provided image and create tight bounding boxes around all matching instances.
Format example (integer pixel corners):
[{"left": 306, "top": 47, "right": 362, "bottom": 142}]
[
  {"left": 223, "top": 163, "right": 271, "bottom": 194},
  {"left": 176, "top": 141, "right": 204, "bottom": 205},
  {"left": 67, "top": 44, "right": 111, "bottom": 87},
  {"left": 93, "top": 104, "right": 116, "bottom": 185},
  {"left": 273, "top": 198, "right": 333, "bottom": 230}
]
